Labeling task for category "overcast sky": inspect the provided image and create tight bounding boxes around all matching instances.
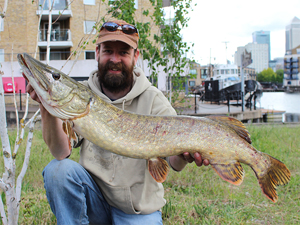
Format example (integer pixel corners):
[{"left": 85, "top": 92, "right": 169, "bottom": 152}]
[{"left": 172, "top": 0, "right": 300, "bottom": 65}]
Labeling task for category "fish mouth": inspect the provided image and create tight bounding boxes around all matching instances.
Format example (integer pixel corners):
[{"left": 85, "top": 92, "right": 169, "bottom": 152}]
[{"left": 17, "top": 53, "right": 52, "bottom": 92}]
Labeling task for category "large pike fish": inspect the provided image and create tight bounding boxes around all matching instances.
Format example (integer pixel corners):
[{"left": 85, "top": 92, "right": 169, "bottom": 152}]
[{"left": 18, "top": 53, "right": 290, "bottom": 203}]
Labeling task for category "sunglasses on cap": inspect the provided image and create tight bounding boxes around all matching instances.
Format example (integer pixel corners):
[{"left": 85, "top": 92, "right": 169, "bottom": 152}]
[{"left": 100, "top": 22, "right": 139, "bottom": 35}]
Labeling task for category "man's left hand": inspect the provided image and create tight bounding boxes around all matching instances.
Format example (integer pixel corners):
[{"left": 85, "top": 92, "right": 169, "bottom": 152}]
[{"left": 179, "top": 152, "right": 210, "bottom": 167}]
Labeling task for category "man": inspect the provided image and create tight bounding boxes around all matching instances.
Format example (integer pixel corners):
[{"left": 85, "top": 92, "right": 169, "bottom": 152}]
[{"left": 27, "top": 20, "right": 209, "bottom": 224}]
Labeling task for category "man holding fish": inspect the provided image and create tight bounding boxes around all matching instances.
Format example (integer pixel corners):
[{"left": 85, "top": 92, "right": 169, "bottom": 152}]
[{"left": 25, "top": 20, "right": 209, "bottom": 225}]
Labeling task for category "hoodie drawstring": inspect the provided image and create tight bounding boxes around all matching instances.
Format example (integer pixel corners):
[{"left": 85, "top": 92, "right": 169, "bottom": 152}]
[{"left": 122, "top": 99, "right": 126, "bottom": 110}]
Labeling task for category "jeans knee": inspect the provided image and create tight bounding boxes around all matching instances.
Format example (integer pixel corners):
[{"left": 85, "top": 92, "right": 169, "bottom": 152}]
[{"left": 43, "top": 159, "right": 83, "bottom": 188}]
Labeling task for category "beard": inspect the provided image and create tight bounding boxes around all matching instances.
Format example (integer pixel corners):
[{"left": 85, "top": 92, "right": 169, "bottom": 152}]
[{"left": 97, "top": 59, "right": 135, "bottom": 94}]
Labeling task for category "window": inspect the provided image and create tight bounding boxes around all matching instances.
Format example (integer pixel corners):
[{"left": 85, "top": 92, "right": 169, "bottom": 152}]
[
  {"left": 85, "top": 51, "right": 95, "bottom": 59},
  {"left": 189, "top": 81, "right": 195, "bottom": 87},
  {"left": 84, "top": 21, "right": 96, "bottom": 34},
  {"left": 83, "top": 0, "right": 95, "bottom": 5},
  {"left": 134, "top": 0, "right": 138, "bottom": 9},
  {"left": 109, "top": 0, "right": 138, "bottom": 9},
  {"left": 39, "top": 0, "right": 68, "bottom": 10},
  {"left": 50, "top": 52, "right": 61, "bottom": 60},
  {"left": 189, "top": 69, "right": 197, "bottom": 75},
  {"left": 0, "top": 49, "right": 4, "bottom": 62},
  {"left": 0, "top": 17, "right": 3, "bottom": 31}
]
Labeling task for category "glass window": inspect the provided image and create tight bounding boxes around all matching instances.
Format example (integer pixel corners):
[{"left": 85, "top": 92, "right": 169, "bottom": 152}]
[
  {"left": 134, "top": 0, "right": 138, "bottom": 9},
  {"left": 50, "top": 52, "right": 61, "bottom": 60},
  {"left": 189, "top": 81, "right": 195, "bottom": 86},
  {"left": 83, "top": 0, "right": 95, "bottom": 5},
  {"left": 0, "top": 49, "right": 4, "bottom": 62},
  {"left": 84, "top": 21, "right": 96, "bottom": 34},
  {"left": 85, "top": 51, "right": 95, "bottom": 59},
  {"left": 110, "top": 0, "right": 138, "bottom": 8},
  {"left": 189, "top": 69, "right": 197, "bottom": 75},
  {"left": 39, "top": 0, "right": 68, "bottom": 10},
  {"left": 221, "top": 69, "right": 225, "bottom": 74},
  {"left": 0, "top": 17, "right": 3, "bottom": 31}
]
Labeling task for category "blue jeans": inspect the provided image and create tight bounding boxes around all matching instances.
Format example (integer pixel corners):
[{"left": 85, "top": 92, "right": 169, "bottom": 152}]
[{"left": 42, "top": 159, "right": 163, "bottom": 225}]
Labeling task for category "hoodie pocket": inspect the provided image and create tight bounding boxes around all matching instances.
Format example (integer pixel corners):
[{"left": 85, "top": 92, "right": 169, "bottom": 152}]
[{"left": 98, "top": 181, "right": 141, "bottom": 215}]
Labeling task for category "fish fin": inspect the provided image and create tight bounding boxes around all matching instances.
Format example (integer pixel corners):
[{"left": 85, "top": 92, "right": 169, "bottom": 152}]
[
  {"left": 148, "top": 158, "right": 170, "bottom": 183},
  {"left": 206, "top": 116, "right": 251, "bottom": 144},
  {"left": 253, "top": 155, "right": 291, "bottom": 203},
  {"left": 62, "top": 121, "right": 77, "bottom": 151},
  {"left": 211, "top": 162, "right": 244, "bottom": 186}
]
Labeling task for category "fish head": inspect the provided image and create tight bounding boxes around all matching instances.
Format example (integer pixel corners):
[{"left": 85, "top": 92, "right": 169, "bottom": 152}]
[{"left": 18, "top": 53, "right": 93, "bottom": 120}]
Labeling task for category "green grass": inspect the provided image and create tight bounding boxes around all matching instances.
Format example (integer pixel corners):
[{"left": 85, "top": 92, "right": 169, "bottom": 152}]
[{"left": 1, "top": 124, "right": 300, "bottom": 224}]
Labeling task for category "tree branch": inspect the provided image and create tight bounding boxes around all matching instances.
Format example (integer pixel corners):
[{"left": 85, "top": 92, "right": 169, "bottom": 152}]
[
  {"left": 16, "top": 114, "right": 38, "bottom": 219},
  {"left": 13, "top": 93, "right": 30, "bottom": 157},
  {"left": 0, "top": 67, "right": 13, "bottom": 172},
  {"left": 0, "top": 0, "right": 8, "bottom": 19},
  {"left": 0, "top": 194, "right": 8, "bottom": 225}
]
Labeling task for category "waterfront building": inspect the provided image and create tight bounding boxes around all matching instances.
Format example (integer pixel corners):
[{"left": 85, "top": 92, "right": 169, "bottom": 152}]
[
  {"left": 283, "top": 45, "right": 300, "bottom": 91},
  {"left": 285, "top": 17, "right": 300, "bottom": 52}
]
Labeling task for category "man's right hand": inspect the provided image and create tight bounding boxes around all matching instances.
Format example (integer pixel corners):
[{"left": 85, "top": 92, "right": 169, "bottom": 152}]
[{"left": 26, "top": 83, "right": 41, "bottom": 103}]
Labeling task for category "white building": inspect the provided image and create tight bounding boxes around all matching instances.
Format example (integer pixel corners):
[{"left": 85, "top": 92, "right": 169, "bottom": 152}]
[
  {"left": 234, "top": 46, "right": 245, "bottom": 67},
  {"left": 234, "top": 43, "right": 269, "bottom": 73},
  {"left": 286, "top": 17, "right": 300, "bottom": 51}
]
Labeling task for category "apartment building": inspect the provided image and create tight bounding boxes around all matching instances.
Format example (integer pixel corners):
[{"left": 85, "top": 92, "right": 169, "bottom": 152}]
[
  {"left": 0, "top": 0, "right": 160, "bottom": 93},
  {"left": 284, "top": 45, "right": 300, "bottom": 91}
]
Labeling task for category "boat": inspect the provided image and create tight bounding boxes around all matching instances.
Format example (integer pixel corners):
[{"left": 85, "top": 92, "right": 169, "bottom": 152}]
[{"left": 204, "top": 64, "right": 262, "bottom": 108}]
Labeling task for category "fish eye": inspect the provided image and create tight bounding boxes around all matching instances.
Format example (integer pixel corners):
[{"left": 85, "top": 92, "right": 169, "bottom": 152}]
[{"left": 52, "top": 73, "right": 60, "bottom": 80}]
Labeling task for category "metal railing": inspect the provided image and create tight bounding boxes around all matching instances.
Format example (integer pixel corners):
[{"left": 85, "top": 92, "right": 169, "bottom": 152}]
[{"left": 39, "top": 29, "right": 71, "bottom": 42}]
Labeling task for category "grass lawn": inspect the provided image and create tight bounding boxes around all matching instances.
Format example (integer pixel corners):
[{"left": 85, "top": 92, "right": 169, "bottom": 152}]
[{"left": 1, "top": 124, "right": 299, "bottom": 224}]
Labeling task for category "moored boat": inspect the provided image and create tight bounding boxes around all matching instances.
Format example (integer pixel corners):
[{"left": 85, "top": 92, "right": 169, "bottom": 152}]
[{"left": 204, "top": 64, "right": 262, "bottom": 107}]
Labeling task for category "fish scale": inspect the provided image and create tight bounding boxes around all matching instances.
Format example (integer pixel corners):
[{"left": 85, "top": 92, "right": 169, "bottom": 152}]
[{"left": 18, "top": 53, "right": 291, "bottom": 203}]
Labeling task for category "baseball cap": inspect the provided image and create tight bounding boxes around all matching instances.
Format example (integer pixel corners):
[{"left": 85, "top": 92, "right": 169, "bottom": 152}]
[{"left": 96, "top": 20, "right": 139, "bottom": 49}]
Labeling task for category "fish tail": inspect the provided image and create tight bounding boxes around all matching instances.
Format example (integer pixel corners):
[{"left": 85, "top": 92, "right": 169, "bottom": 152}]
[{"left": 254, "top": 155, "right": 291, "bottom": 203}]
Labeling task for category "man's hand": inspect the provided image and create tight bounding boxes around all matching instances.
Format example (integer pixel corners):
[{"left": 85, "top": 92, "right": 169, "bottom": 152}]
[
  {"left": 169, "top": 152, "right": 209, "bottom": 172},
  {"left": 179, "top": 152, "right": 210, "bottom": 167},
  {"left": 26, "top": 83, "right": 41, "bottom": 103}
]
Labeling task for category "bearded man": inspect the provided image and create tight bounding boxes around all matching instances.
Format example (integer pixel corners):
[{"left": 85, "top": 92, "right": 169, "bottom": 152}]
[{"left": 27, "top": 20, "right": 209, "bottom": 225}]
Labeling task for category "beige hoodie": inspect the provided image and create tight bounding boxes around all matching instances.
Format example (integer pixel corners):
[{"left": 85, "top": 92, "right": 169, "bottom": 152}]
[{"left": 78, "top": 67, "right": 177, "bottom": 214}]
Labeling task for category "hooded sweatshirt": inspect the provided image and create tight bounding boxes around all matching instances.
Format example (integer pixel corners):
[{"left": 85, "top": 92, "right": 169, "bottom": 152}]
[{"left": 78, "top": 67, "right": 177, "bottom": 214}]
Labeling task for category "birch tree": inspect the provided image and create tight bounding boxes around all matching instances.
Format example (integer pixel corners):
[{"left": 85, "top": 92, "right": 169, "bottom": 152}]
[{"left": 0, "top": 0, "right": 44, "bottom": 224}]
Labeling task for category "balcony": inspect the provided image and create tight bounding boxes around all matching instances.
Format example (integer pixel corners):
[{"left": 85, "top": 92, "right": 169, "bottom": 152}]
[
  {"left": 285, "top": 64, "right": 299, "bottom": 69},
  {"left": 284, "top": 74, "right": 299, "bottom": 80},
  {"left": 36, "top": 0, "right": 72, "bottom": 20},
  {"left": 38, "top": 29, "right": 73, "bottom": 49}
]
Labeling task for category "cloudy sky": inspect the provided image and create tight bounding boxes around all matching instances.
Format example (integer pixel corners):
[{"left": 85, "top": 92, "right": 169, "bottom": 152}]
[{"left": 174, "top": 0, "right": 300, "bottom": 65}]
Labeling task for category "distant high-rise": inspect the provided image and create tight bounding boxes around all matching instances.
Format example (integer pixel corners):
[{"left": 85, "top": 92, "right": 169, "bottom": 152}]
[
  {"left": 285, "top": 17, "right": 300, "bottom": 52},
  {"left": 234, "top": 43, "right": 269, "bottom": 73},
  {"left": 252, "top": 30, "right": 270, "bottom": 60}
]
